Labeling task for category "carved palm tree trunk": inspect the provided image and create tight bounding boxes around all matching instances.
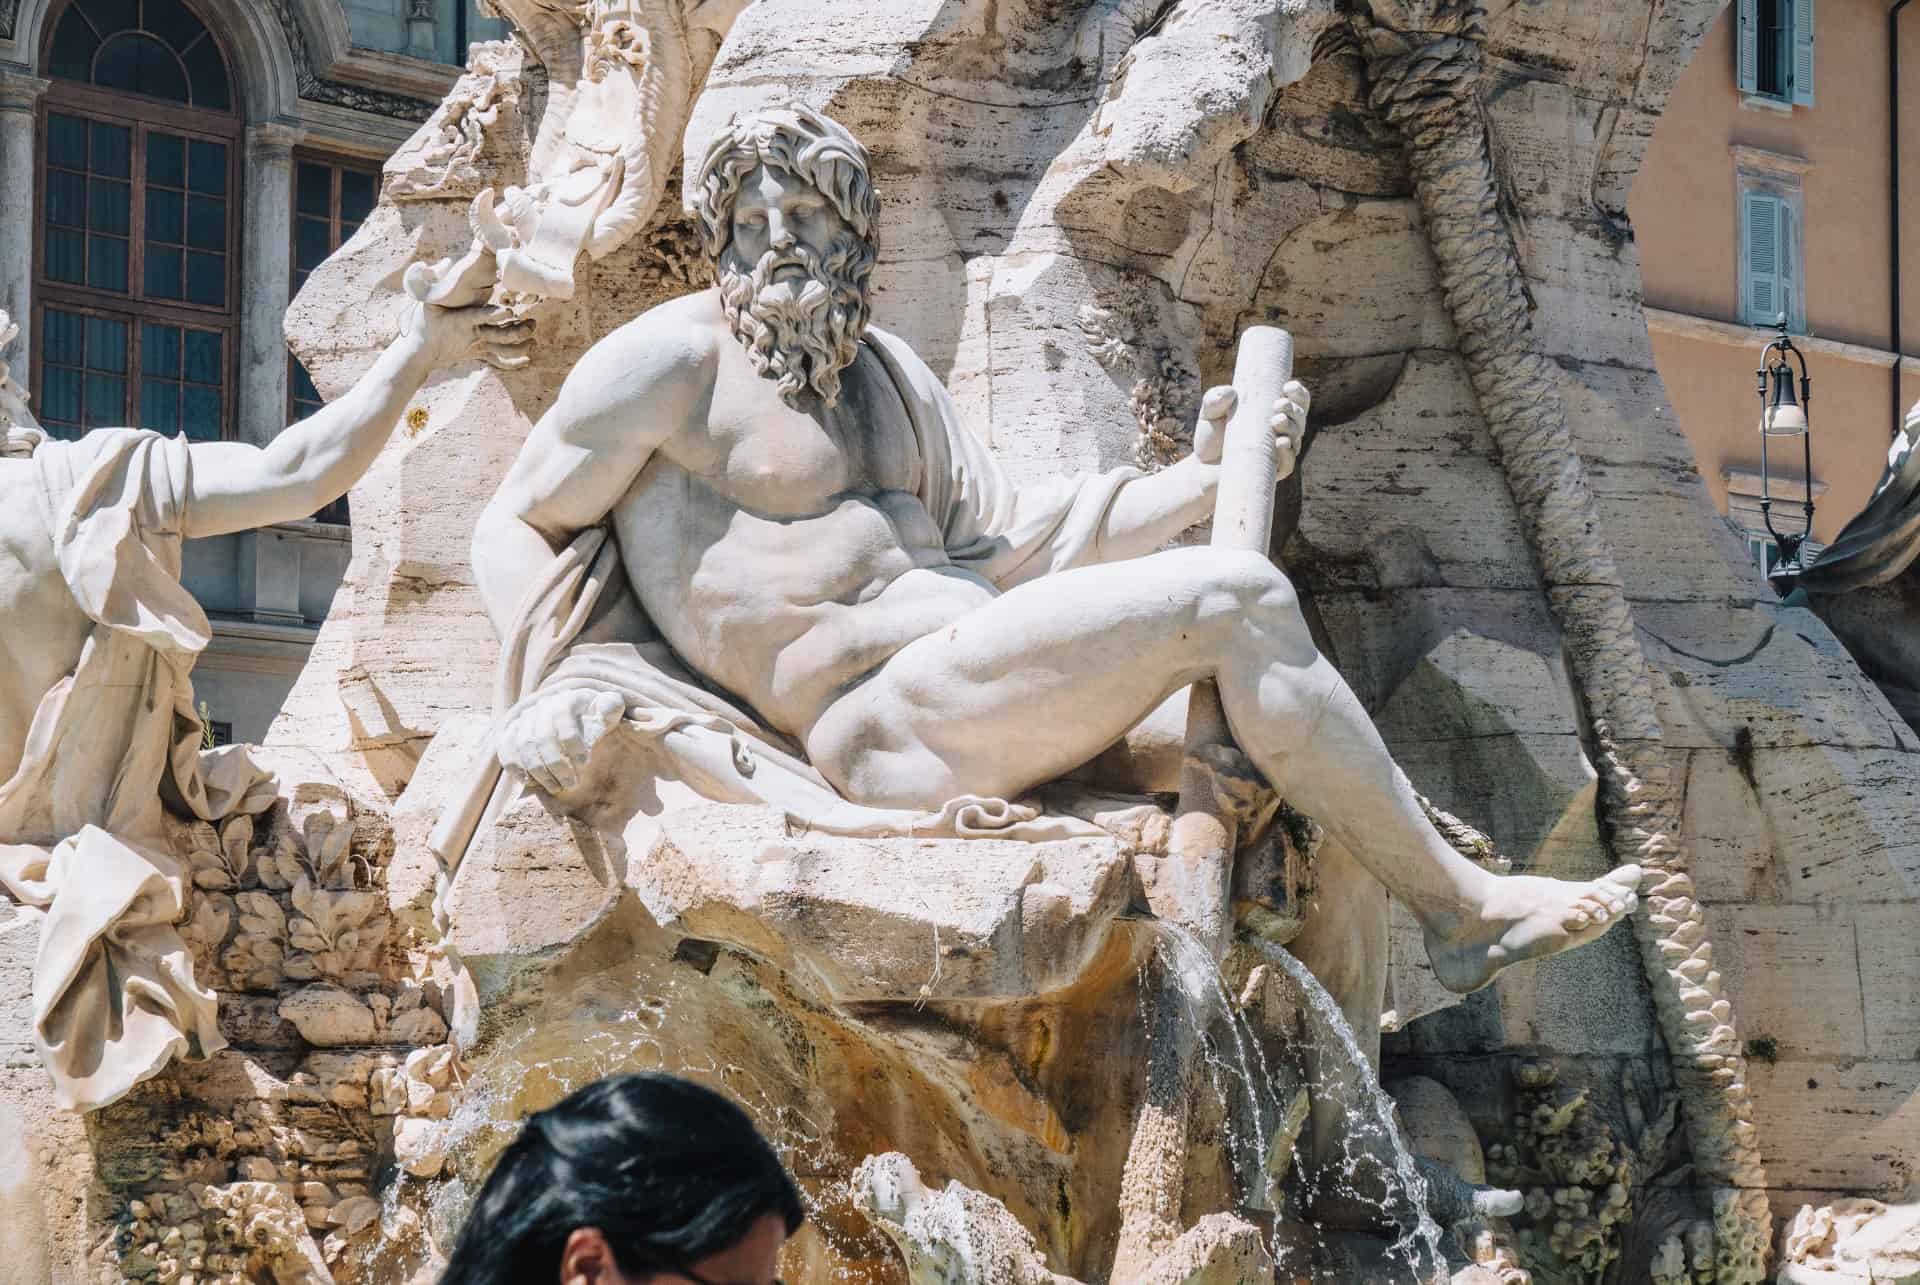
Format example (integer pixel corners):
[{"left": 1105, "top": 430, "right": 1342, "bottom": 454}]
[{"left": 1355, "top": 11, "right": 1772, "bottom": 1280}]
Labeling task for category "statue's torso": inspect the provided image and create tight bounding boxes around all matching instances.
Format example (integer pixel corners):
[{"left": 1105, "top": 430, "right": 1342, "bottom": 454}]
[
  {"left": 0, "top": 457, "right": 92, "bottom": 789},
  {"left": 611, "top": 334, "right": 994, "bottom": 737}
]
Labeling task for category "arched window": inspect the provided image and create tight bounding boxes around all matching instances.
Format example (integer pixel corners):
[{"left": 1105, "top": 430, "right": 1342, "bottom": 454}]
[{"left": 33, "top": 0, "right": 238, "bottom": 442}]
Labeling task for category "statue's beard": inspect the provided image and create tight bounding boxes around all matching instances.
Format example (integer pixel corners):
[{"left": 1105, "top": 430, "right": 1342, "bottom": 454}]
[{"left": 717, "top": 239, "right": 872, "bottom": 408}]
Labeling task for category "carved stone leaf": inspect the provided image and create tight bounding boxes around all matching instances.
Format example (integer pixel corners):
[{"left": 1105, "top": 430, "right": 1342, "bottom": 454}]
[
  {"left": 219, "top": 815, "right": 255, "bottom": 885},
  {"left": 187, "top": 893, "right": 232, "bottom": 949},
  {"left": 288, "top": 919, "right": 330, "bottom": 954},
  {"left": 235, "top": 891, "right": 287, "bottom": 937}
]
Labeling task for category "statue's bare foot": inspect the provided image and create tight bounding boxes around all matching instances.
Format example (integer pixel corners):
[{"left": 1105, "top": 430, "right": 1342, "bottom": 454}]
[{"left": 1423, "top": 866, "right": 1642, "bottom": 994}]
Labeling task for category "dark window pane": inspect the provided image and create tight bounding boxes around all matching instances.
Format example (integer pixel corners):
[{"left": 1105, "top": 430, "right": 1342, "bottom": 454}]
[
  {"left": 45, "top": 228, "right": 86, "bottom": 284},
  {"left": 296, "top": 162, "right": 332, "bottom": 217},
  {"left": 84, "top": 315, "right": 127, "bottom": 372},
  {"left": 340, "top": 170, "right": 375, "bottom": 225},
  {"left": 183, "top": 328, "right": 220, "bottom": 383},
  {"left": 183, "top": 251, "right": 223, "bottom": 306},
  {"left": 88, "top": 178, "right": 129, "bottom": 235},
  {"left": 43, "top": 310, "right": 84, "bottom": 364},
  {"left": 185, "top": 195, "right": 224, "bottom": 250},
  {"left": 46, "top": 114, "right": 88, "bottom": 168},
  {"left": 178, "top": 34, "right": 230, "bottom": 111},
  {"left": 95, "top": 32, "right": 190, "bottom": 103},
  {"left": 144, "top": 244, "right": 182, "bottom": 298},
  {"left": 146, "top": 132, "right": 185, "bottom": 189},
  {"left": 295, "top": 217, "right": 331, "bottom": 272},
  {"left": 40, "top": 366, "right": 81, "bottom": 424},
  {"left": 290, "top": 357, "right": 320, "bottom": 408},
  {"left": 140, "top": 378, "right": 179, "bottom": 433},
  {"left": 46, "top": 171, "right": 86, "bottom": 228},
  {"left": 146, "top": 188, "right": 184, "bottom": 244},
  {"left": 89, "top": 121, "right": 130, "bottom": 178},
  {"left": 181, "top": 383, "right": 219, "bottom": 440},
  {"left": 188, "top": 141, "right": 225, "bottom": 195},
  {"left": 48, "top": 11, "right": 100, "bottom": 83},
  {"left": 141, "top": 0, "right": 208, "bottom": 52},
  {"left": 143, "top": 322, "right": 181, "bottom": 377},
  {"left": 84, "top": 372, "right": 126, "bottom": 425},
  {"left": 87, "top": 234, "right": 129, "bottom": 292},
  {"left": 77, "top": 0, "right": 138, "bottom": 33}
]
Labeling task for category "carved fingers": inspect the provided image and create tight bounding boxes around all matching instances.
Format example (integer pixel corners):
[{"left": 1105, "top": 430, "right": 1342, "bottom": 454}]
[
  {"left": 1274, "top": 378, "right": 1310, "bottom": 481},
  {"left": 497, "top": 689, "right": 626, "bottom": 795},
  {"left": 413, "top": 300, "right": 536, "bottom": 372},
  {"left": 1194, "top": 385, "right": 1236, "bottom": 464},
  {"left": 1190, "top": 380, "right": 1311, "bottom": 476}
]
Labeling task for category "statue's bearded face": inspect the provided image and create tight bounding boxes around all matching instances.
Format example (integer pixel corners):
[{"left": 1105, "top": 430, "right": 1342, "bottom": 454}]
[{"left": 715, "top": 162, "right": 873, "bottom": 408}]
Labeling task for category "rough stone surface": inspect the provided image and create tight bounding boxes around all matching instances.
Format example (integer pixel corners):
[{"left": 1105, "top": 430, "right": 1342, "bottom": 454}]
[{"left": 4, "top": 0, "right": 1917, "bottom": 1281}]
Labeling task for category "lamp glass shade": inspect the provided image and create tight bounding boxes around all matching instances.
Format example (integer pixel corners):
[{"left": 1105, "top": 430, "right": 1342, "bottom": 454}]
[{"left": 1760, "top": 400, "right": 1808, "bottom": 436}]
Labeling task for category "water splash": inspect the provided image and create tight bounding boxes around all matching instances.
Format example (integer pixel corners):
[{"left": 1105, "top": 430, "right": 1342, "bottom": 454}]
[
  {"left": 1252, "top": 936, "right": 1446, "bottom": 1277},
  {"left": 1141, "top": 922, "right": 1445, "bottom": 1281}
]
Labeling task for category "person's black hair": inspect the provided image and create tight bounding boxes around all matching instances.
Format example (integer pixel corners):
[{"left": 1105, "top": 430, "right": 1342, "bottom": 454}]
[{"left": 439, "top": 1072, "right": 805, "bottom": 1284}]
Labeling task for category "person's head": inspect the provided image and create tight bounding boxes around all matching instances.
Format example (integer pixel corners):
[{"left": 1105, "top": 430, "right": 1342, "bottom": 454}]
[
  {"left": 439, "top": 1073, "right": 805, "bottom": 1285},
  {"left": 689, "top": 105, "right": 881, "bottom": 409}
]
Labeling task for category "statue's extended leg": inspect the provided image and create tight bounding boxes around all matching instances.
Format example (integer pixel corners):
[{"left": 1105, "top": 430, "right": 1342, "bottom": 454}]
[{"left": 806, "top": 545, "right": 1640, "bottom": 994}]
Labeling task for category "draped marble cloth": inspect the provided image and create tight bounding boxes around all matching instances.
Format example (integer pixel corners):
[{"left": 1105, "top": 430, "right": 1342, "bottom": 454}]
[
  {"left": 432, "top": 325, "right": 1146, "bottom": 884},
  {"left": 1800, "top": 405, "right": 1920, "bottom": 592},
  {"left": 0, "top": 430, "right": 273, "bottom": 1111}
]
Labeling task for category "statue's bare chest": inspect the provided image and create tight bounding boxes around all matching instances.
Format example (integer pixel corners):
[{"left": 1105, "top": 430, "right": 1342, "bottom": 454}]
[{"left": 672, "top": 346, "right": 920, "bottom": 515}]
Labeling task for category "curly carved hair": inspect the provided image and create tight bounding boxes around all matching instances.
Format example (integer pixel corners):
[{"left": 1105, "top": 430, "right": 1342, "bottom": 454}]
[{"left": 689, "top": 104, "right": 881, "bottom": 267}]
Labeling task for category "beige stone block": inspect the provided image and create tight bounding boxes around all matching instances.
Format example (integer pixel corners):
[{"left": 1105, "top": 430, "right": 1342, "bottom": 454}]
[
  {"left": 1702, "top": 903, "right": 1868, "bottom": 1059},
  {"left": 1295, "top": 353, "right": 1541, "bottom": 593},
  {"left": 631, "top": 802, "right": 1135, "bottom": 1004},
  {"left": 1747, "top": 1059, "right": 1920, "bottom": 1193},
  {"left": 1859, "top": 905, "right": 1920, "bottom": 1060},
  {"left": 1679, "top": 745, "right": 1783, "bottom": 903}
]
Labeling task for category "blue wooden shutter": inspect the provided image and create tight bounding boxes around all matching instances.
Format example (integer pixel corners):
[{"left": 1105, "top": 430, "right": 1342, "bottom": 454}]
[
  {"left": 1777, "top": 199, "right": 1797, "bottom": 328},
  {"left": 1745, "top": 190, "right": 1781, "bottom": 323},
  {"left": 1791, "top": 0, "right": 1815, "bottom": 105},
  {"left": 1737, "top": 0, "right": 1760, "bottom": 93}
]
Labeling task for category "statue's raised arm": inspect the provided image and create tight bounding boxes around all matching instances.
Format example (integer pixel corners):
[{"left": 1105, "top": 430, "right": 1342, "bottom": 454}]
[{"left": 0, "top": 286, "right": 523, "bottom": 1112}]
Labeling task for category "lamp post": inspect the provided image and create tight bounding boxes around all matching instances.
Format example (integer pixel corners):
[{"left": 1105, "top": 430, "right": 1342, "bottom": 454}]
[{"left": 1756, "top": 315, "right": 1815, "bottom": 582}]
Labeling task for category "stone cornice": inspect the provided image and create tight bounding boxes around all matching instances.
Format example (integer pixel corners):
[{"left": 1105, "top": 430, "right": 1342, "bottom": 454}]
[
  {"left": 246, "top": 120, "right": 309, "bottom": 157},
  {"left": 1644, "top": 306, "right": 1920, "bottom": 375},
  {"left": 1730, "top": 142, "right": 1814, "bottom": 178},
  {"left": 0, "top": 68, "right": 47, "bottom": 111}
]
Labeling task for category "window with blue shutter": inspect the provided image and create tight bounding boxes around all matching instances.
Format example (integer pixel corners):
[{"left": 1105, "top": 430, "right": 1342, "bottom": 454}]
[
  {"left": 1741, "top": 186, "right": 1802, "bottom": 330},
  {"left": 1737, "top": 0, "right": 1812, "bottom": 106},
  {"left": 1791, "top": 0, "right": 1815, "bottom": 105}
]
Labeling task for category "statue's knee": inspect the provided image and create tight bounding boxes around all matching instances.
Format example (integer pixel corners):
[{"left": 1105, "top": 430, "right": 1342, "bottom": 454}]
[{"left": 1193, "top": 548, "right": 1294, "bottom": 615}]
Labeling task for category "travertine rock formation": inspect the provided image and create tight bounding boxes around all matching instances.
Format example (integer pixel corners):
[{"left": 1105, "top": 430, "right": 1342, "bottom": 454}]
[{"left": 6, "top": 0, "right": 1919, "bottom": 1282}]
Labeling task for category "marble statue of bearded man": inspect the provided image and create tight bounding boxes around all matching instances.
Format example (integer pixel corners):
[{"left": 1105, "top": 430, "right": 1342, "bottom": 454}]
[{"left": 459, "top": 104, "right": 1644, "bottom": 1013}]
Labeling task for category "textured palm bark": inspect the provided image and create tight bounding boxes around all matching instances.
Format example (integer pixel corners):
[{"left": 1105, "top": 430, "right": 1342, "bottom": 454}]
[{"left": 1356, "top": 12, "right": 1773, "bottom": 1280}]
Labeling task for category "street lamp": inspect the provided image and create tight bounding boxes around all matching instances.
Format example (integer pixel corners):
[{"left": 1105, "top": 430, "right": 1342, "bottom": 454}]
[{"left": 1755, "top": 315, "right": 1815, "bottom": 581}]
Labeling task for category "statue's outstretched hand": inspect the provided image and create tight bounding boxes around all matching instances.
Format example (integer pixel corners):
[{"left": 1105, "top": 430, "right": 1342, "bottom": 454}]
[
  {"left": 1191, "top": 379, "right": 1311, "bottom": 478},
  {"left": 496, "top": 689, "right": 626, "bottom": 795},
  {"left": 408, "top": 300, "right": 536, "bottom": 372}
]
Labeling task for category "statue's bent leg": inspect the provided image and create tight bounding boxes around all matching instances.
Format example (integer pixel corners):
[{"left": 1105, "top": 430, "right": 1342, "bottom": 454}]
[{"left": 807, "top": 545, "right": 1640, "bottom": 993}]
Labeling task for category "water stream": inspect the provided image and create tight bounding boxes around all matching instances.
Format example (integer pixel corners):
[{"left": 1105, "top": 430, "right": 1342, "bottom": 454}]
[{"left": 1146, "top": 923, "right": 1447, "bottom": 1281}]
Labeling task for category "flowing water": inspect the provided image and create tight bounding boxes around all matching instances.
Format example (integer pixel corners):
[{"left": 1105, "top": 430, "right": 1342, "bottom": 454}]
[{"left": 1144, "top": 922, "right": 1446, "bottom": 1280}]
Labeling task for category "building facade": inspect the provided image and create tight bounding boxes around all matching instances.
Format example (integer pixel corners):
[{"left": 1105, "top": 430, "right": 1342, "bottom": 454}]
[
  {"left": 1633, "top": 0, "right": 1920, "bottom": 572},
  {"left": 0, "top": 0, "right": 503, "bottom": 740}
]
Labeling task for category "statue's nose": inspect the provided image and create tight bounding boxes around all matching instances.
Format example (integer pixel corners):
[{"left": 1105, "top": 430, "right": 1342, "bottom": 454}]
[{"left": 767, "top": 210, "right": 794, "bottom": 250}]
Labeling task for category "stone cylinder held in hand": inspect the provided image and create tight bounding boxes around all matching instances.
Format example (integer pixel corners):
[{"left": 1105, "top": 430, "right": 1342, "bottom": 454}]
[{"left": 1211, "top": 325, "right": 1294, "bottom": 554}]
